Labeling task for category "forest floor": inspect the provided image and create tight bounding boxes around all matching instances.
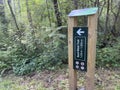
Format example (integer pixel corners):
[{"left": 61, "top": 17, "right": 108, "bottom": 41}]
[{"left": 0, "top": 67, "right": 120, "bottom": 90}]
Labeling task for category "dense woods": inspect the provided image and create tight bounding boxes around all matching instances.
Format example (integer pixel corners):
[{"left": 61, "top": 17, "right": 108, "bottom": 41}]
[{"left": 0, "top": 0, "right": 120, "bottom": 76}]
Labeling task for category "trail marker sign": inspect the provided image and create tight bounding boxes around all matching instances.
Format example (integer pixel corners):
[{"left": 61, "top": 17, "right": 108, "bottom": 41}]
[
  {"left": 73, "top": 27, "right": 88, "bottom": 71},
  {"left": 68, "top": 7, "right": 98, "bottom": 90}
]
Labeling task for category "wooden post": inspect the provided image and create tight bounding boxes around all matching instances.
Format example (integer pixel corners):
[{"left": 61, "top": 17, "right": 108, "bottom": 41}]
[
  {"left": 68, "top": 17, "right": 78, "bottom": 90},
  {"left": 85, "top": 14, "right": 98, "bottom": 90},
  {"left": 68, "top": 7, "right": 98, "bottom": 90}
]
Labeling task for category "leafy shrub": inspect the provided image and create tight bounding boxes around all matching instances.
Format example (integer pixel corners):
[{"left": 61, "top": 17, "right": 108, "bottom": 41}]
[
  {"left": 12, "top": 58, "right": 37, "bottom": 76},
  {"left": 10, "top": 43, "right": 41, "bottom": 75},
  {"left": 7, "top": 25, "right": 68, "bottom": 75},
  {"left": 96, "top": 38, "right": 120, "bottom": 68},
  {"left": 0, "top": 51, "right": 12, "bottom": 75},
  {"left": 36, "top": 26, "right": 68, "bottom": 70}
]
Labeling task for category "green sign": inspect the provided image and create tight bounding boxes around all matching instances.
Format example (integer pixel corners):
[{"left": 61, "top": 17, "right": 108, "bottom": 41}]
[
  {"left": 73, "top": 27, "right": 88, "bottom": 71},
  {"left": 68, "top": 7, "right": 98, "bottom": 17}
]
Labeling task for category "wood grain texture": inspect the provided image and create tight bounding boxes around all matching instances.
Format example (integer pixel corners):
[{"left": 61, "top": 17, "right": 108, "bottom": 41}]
[
  {"left": 68, "top": 17, "right": 78, "bottom": 90},
  {"left": 85, "top": 14, "right": 98, "bottom": 90}
]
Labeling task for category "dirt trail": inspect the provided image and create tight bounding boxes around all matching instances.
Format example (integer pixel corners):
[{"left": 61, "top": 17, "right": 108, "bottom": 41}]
[{"left": 2, "top": 68, "right": 120, "bottom": 90}]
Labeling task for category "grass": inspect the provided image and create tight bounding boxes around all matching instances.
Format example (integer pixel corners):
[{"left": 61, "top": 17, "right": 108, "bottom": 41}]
[
  {"left": 0, "top": 68, "right": 120, "bottom": 90},
  {"left": 0, "top": 78, "right": 46, "bottom": 90}
]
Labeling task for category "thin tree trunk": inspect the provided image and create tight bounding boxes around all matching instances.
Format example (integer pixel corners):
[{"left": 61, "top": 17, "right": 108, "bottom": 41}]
[
  {"left": 52, "top": 0, "right": 62, "bottom": 27},
  {"left": 111, "top": 2, "right": 120, "bottom": 36},
  {"left": 26, "top": 0, "right": 35, "bottom": 36},
  {"left": 8, "top": 0, "right": 19, "bottom": 31},
  {"left": 105, "top": 0, "right": 110, "bottom": 34},
  {"left": 73, "top": 0, "right": 78, "bottom": 9},
  {"left": 26, "top": 0, "right": 39, "bottom": 52},
  {"left": 12, "top": 0, "right": 16, "bottom": 14},
  {"left": 8, "top": 0, "right": 22, "bottom": 42},
  {"left": 103, "top": 0, "right": 110, "bottom": 45},
  {"left": 18, "top": 0, "right": 21, "bottom": 17},
  {"left": 46, "top": 0, "right": 51, "bottom": 26},
  {"left": 0, "top": 0, "right": 8, "bottom": 36}
]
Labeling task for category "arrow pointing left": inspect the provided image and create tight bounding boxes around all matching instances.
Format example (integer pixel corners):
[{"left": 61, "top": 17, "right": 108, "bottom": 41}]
[{"left": 77, "top": 28, "right": 85, "bottom": 36}]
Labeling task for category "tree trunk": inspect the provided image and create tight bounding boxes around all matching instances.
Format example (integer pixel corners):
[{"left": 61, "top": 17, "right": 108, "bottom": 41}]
[
  {"left": 46, "top": 0, "right": 51, "bottom": 26},
  {"left": 8, "top": 0, "right": 22, "bottom": 43},
  {"left": 52, "top": 0, "right": 62, "bottom": 27},
  {"left": 18, "top": 0, "right": 21, "bottom": 17},
  {"left": 73, "top": 0, "right": 78, "bottom": 9},
  {"left": 0, "top": 0, "right": 8, "bottom": 36},
  {"left": 26, "top": 0, "right": 35, "bottom": 36},
  {"left": 103, "top": 0, "right": 110, "bottom": 45},
  {"left": 111, "top": 2, "right": 120, "bottom": 37},
  {"left": 8, "top": 0, "right": 19, "bottom": 31}
]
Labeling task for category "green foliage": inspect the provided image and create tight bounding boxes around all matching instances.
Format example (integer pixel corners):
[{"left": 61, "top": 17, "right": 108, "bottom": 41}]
[
  {"left": 0, "top": 51, "right": 12, "bottom": 75},
  {"left": 0, "top": 80, "right": 26, "bottom": 90},
  {"left": 0, "top": 25, "right": 67, "bottom": 75},
  {"left": 96, "top": 38, "right": 120, "bottom": 68},
  {"left": 115, "top": 84, "right": 120, "bottom": 90},
  {"left": 0, "top": 10, "right": 68, "bottom": 75},
  {"left": 0, "top": 0, "right": 120, "bottom": 76},
  {"left": 12, "top": 58, "right": 37, "bottom": 76},
  {"left": 9, "top": 45, "right": 37, "bottom": 75},
  {"left": 35, "top": 26, "right": 67, "bottom": 70}
]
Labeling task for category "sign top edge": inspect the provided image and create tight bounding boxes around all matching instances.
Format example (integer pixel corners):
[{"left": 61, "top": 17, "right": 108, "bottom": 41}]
[{"left": 68, "top": 7, "right": 98, "bottom": 17}]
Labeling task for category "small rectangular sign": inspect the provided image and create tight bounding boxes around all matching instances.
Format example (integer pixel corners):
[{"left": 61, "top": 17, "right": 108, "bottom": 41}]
[{"left": 73, "top": 27, "right": 88, "bottom": 71}]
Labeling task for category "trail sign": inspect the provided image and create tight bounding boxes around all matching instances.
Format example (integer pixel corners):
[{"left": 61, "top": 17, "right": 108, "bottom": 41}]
[
  {"left": 73, "top": 27, "right": 88, "bottom": 71},
  {"left": 68, "top": 7, "right": 98, "bottom": 90}
]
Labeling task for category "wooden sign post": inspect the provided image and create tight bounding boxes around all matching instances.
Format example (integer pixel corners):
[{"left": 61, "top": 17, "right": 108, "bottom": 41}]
[
  {"left": 68, "top": 17, "right": 78, "bottom": 90},
  {"left": 68, "top": 7, "right": 98, "bottom": 90}
]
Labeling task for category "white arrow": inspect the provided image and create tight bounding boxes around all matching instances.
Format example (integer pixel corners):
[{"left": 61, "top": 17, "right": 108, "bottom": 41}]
[{"left": 77, "top": 28, "right": 85, "bottom": 36}]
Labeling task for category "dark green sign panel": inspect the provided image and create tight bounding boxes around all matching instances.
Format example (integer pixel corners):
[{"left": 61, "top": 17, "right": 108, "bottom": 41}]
[{"left": 73, "top": 27, "right": 88, "bottom": 71}]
